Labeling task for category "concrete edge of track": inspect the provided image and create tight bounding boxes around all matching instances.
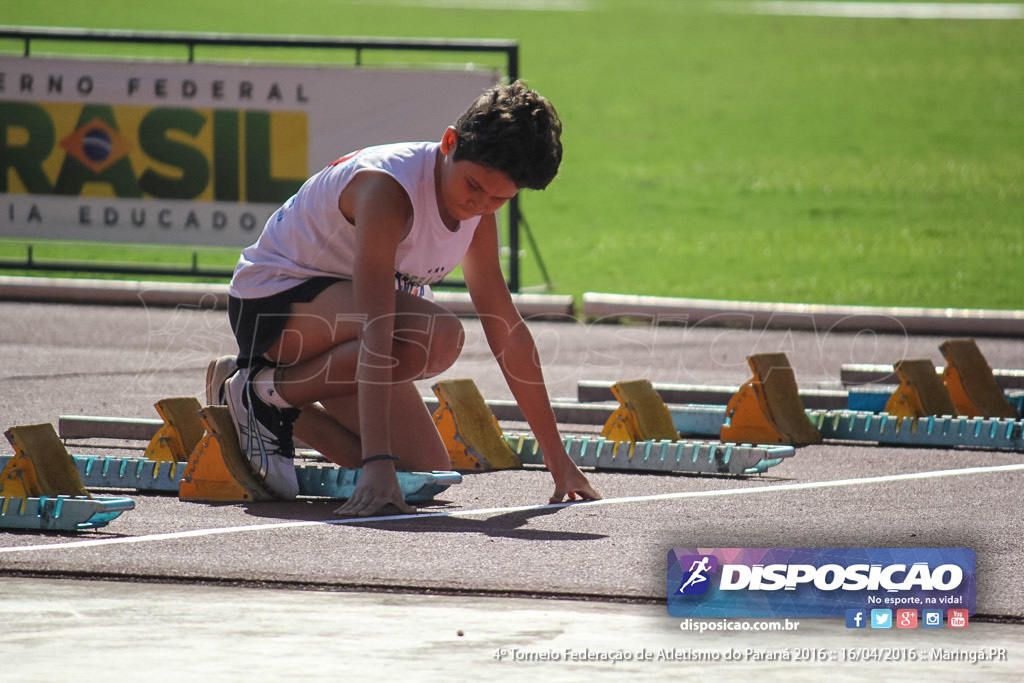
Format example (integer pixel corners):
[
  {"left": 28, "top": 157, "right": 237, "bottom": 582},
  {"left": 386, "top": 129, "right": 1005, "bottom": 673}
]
[
  {"left": 2, "top": 275, "right": 1023, "bottom": 335},
  {"left": 0, "top": 274, "right": 574, "bottom": 319},
  {"left": 582, "top": 292, "right": 1024, "bottom": 337}
]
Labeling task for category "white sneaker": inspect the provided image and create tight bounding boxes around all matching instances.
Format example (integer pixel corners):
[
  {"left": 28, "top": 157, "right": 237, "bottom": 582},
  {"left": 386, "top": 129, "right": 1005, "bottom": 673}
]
[
  {"left": 223, "top": 367, "right": 300, "bottom": 501},
  {"left": 205, "top": 355, "right": 238, "bottom": 406}
]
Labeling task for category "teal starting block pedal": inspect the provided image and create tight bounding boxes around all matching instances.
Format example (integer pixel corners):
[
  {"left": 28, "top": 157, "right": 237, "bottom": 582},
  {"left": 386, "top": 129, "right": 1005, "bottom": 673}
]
[
  {"left": 507, "top": 434, "right": 794, "bottom": 476},
  {"left": 0, "top": 494, "right": 135, "bottom": 531},
  {"left": 295, "top": 465, "right": 462, "bottom": 502}
]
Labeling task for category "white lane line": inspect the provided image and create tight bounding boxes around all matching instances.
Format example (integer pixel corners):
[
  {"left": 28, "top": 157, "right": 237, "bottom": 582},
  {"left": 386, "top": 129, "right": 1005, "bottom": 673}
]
[
  {"left": 2, "top": 462, "right": 1023, "bottom": 554},
  {"left": 729, "top": 2, "right": 1024, "bottom": 19}
]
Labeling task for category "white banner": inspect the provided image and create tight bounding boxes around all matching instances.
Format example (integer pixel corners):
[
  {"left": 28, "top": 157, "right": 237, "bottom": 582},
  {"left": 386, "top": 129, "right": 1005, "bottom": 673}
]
[{"left": 0, "top": 56, "right": 498, "bottom": 247}]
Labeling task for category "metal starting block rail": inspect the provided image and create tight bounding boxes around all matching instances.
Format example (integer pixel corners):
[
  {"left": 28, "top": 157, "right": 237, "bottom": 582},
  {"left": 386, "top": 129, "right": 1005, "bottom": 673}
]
[
  {"left": 295, "top": 464, "right": 460, "bottom": 502},
  {"left": 807, "top": 410, "right": 1024, "bottom": 451},
  {"left": 506, "top": 434, "right": 794, "bottom": 476},
  {"left": 75, "top": 455, "right": 186, "bottom": 492},
  {"left": 0, "top": 453, "right": 460, "bottom": 502},
  {"left": 0, "top": 453, "right": 184, "bottom": 494},
  {"left": 671, "top": 406, "right": 1024, "bottom": 451},
  {"left": 0, "top": 494, "right": 134, "bottom": 531}
]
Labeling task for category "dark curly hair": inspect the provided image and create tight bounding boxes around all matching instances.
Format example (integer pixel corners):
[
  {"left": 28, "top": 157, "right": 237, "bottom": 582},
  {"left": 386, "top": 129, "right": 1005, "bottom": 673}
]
[{"left": 452, "top": 80, "right": 563, "bottom": 191}]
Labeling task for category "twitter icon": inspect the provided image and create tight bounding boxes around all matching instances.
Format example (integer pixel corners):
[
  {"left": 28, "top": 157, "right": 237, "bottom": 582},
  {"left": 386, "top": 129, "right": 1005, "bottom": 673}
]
[{"left": 871, "top": 609, "right": 892, "bottom": 629}]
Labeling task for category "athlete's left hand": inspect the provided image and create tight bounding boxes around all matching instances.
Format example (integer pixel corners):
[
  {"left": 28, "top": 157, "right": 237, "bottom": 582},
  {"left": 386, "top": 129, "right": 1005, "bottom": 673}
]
[{"left": 549, "top": 465, "right": 602, "bottom": 504}]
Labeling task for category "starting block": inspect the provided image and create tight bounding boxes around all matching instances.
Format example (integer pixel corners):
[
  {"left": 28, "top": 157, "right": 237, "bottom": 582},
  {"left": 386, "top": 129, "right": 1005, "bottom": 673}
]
[
  {"left": 600, "top": 379, "right": 680, "bottom": 442},
  {"left": 431, "top": 379, "right": 522, "bottom": 471},
  {"left": 884, "top": 359, "right": 957, "bottom": 418},
  {"left": 180, "top": 406, "right": 461, "bottom": 502},
  {"left": 508, "top": 433, "right": 794, "bottom": 476},
  {"left": 0, "top": 424, "right": 134, "bottom": 531},
  {"left": 940, "top": 339, "right": 1019, "bottom": 419},
  {"left": 720, "top": 353, "right": 822, "bottom": 446},
  {"left": 434, "top": 377, "right": 794, "bottom": 477},
  {"left": 2, "top": 424, "right": 89, "bottom": 499},
  {"left": 179, "top": 406, "right": 276, "bottom": 502},
  {"left": 143, "top": 397, "right": 205, "bottom": 462}
]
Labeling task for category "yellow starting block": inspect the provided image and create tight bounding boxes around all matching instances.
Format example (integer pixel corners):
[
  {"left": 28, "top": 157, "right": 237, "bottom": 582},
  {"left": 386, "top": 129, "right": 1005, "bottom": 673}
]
[
  {"left": 885, "top": 359, "right": 957, "bottom": 418},
  {"left": 721, "top": 353, "right": 822, "bottom": 446},
  {"left": 940, "top": 339, "right": 1019, "bottom": 419},
  {"left": 143, "top": 397, "right": 205, "bottom": 462},
  {"left": 1, "top": 423, "right": 90, "bottom": 499},
  {"left": 178, "top": 406, "right": 275, "bottom": 502},
  {"left": 431, "top": 379, "right": 522, "bottom": 472},
  {"left": 600, "top": 379, "right": 679, "bottom": 442},
  {"left": 1, "top": 423, "right": 134, "bottom": 531}
]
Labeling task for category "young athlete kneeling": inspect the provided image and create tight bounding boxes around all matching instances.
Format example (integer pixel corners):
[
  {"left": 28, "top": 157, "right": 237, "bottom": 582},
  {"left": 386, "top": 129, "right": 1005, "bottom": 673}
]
[{"left": 209, "top": 80, "right": 601, "bottom": 516}]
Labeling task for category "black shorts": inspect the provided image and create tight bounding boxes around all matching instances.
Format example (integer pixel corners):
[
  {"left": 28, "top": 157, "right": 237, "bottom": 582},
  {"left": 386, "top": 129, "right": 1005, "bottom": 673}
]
[{"left": 228, "top": 276, "right": 345, "bottom": 367}]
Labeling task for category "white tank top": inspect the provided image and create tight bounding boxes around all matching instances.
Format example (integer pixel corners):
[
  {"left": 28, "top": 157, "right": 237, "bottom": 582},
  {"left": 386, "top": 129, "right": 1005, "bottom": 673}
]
[{"left": 229, "top": 142, "right": 482, "bottom": 300}]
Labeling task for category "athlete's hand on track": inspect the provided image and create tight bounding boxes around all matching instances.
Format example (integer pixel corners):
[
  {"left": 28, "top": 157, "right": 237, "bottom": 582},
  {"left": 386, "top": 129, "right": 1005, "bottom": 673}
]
[
  {"left": 549, "top": 465, "right": 602, "bottom": 504},
  {"left": 334, "top": 461, "right": 417, "bottom": 517}
]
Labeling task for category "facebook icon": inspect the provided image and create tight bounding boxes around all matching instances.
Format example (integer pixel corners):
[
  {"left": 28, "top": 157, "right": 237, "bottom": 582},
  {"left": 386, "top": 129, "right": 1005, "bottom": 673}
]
[{"left": 846, "top": 609, "right": 867, "bottom": 629}]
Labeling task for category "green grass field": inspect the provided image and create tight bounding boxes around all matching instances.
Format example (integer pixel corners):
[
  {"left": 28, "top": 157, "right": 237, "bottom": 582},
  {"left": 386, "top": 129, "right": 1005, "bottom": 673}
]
[{"left": 3, "top": 0, "right": 1023, "bottom": 309}]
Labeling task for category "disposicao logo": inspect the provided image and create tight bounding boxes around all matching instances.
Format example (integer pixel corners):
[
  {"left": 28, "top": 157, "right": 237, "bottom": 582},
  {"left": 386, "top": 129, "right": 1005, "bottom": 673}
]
[
  {"left": 667, "top": 548, "right": 976, "bottom": 618},
  {"left": 675, "top": 554, "right": 719, "bottom": 596}
]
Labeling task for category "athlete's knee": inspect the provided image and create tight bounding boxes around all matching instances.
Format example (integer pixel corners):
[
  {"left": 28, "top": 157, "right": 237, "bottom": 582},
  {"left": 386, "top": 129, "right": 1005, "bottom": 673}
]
[
  {"left": 421, "top": 312, "right": 464, "bottom": 376},
  {"left": 387, "top": 303, "right": 465, "bottom": 379}
]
